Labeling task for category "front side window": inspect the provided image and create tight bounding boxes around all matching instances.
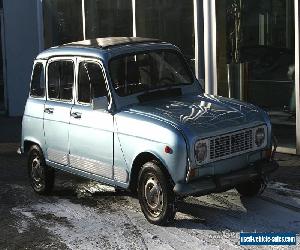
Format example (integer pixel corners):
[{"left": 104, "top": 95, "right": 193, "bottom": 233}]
[
  {"left": 48, "top": 60, "right": 74, "bottom": 101},
  {"left": 109, "top": 50, "right": 194, "bottom": 97},
  {"left": 30, "top": 63, "right": 45, "bottom": 97},
  {"left": 78, "top": 62, "right": 108, "bottom": 104}
]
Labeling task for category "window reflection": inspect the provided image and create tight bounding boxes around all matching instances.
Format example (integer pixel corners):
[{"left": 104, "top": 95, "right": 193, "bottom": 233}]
[
  {"left": 136, "top": 0, "right": 195, "bottom": 67},
  {"left": 85, "top": 0, "right": 133, "bottom": 39},
  {"left": 43, "top": 0, "right": 83, "bottom": 48},
  {"left": 216, "top": 0, "right": 296, "bottom": 149}
]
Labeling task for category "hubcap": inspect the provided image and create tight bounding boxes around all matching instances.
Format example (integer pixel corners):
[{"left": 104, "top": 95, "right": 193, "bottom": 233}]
[
  {"left": 31, "top": 156, "right": 43, "bottom": 189},
  {"left": 144, "top": 175, "right": 163, "bottom": 217}
]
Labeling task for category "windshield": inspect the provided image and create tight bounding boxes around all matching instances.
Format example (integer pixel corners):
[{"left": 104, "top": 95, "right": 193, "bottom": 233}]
[{"left": 109, "top": 50, "right": 194, "bottom": 97}]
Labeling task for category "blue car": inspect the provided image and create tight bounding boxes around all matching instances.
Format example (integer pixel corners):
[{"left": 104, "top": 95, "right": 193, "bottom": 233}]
[{"left": 20, "top": 37, "right": 278, "bottom": 225}]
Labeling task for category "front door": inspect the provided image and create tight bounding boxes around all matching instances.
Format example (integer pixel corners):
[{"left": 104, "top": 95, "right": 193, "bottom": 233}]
[
  {"left": 44, "top": 58, "right": 75, "bottom": 165},
  {"left": 68, "top": 59, "right": 114, "bottom": 179}
]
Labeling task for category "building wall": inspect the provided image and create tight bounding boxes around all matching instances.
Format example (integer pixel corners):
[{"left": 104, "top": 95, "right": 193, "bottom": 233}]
[{"left": 3, "top": 0, "right": 39, "bottom": 116}]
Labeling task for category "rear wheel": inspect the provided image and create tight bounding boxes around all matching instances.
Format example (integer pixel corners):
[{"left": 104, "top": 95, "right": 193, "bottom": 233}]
[
  {"left": 28, "top": 145, "right": 55, "bottom": 195},
  {"left": 236, "top": 178, "right": 266, "bottom": 197},
  {"left": 137, "top": 161, "right": 176, "bottom": 225}
]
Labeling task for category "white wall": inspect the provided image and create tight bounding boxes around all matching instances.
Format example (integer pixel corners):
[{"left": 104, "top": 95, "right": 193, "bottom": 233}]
[{"left": 3, "top": 0, "right": 40, "bottom": 116}]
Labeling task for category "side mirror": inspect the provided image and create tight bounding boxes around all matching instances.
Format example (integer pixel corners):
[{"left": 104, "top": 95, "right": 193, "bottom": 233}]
[{"left": 92, "top": 96, "right": 108, "bottom": 110}]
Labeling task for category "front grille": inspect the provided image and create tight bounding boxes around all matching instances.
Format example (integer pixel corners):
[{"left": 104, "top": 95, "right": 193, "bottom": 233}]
[{"left": 210, "top": 129, "right": 253, "bottom": 160}]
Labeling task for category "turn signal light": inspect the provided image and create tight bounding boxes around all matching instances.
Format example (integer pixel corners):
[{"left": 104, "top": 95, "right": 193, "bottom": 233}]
[
  {"left": 187, "top": 168, "right": 197, "bottom": 181},
  {"left": 165, "top": 146, "right": 173, "bottom": 154},
  {"left": 265, "top": 149, "right": 272, "bottom": 160}
]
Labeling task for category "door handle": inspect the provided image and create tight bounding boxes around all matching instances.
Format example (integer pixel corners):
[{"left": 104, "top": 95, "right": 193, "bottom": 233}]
[
  {"left": 71, "top": 112, "right": 82, "bottom": 119},
  {"left": 44, "top": 108, "right": 54, "bottom": 114}
]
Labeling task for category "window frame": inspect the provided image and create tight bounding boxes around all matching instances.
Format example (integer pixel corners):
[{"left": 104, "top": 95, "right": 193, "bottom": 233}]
[
  {"left": 75, "top": 57, "right": 111, "bottom": 107},
  {"left": 46, "top": 56, "right": 76, "bottom": 103},
  {"left": 29, "top": 60, "right": 46, "bottom": 99}
]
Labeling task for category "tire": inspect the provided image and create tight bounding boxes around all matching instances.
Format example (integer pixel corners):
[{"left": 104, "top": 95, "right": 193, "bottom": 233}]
[
  {"left": 236, "top": 178, "right": 266, "bottom": 197},
  {"left": 137, "top": 161, "right": 176, "bottom": 225},
  {"left": 27, "top": 145, "right": 55, "bottom": 195}
]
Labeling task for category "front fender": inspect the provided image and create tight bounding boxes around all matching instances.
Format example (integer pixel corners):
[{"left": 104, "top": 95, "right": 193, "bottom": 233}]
[{"left": 114, "top": 112, "right": 188, "bottom": 183}]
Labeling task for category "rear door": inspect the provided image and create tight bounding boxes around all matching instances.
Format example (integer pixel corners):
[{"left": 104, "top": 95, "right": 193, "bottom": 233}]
[
  {"left": 22, "top": 60, "right": 47, "bottom": 150},
  {"left": 68, "top": 58, "right": 114, "bottom": 180},
  {"left": 44, "top": 58, "right": 75, "bottom": 166}
]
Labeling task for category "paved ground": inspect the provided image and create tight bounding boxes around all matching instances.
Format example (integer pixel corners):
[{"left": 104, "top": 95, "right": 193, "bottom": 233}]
[{"left": 0, "top": 117, "right": 299, "bottom": 249}]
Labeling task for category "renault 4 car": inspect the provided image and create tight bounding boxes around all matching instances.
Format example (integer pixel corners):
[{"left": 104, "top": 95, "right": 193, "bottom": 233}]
[{"left": 20, "top": 37, "right": 278, "bottom": 225}]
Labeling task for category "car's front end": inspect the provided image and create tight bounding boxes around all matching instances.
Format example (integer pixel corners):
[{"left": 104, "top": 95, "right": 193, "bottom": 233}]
[
  {"left": 124, "top": 93, "right": 278, "bottom": 197},
  {"left": 175, "top": 123, "right": 278, "bottom": 197},
  {"left": 105, "top": 39, "right": 278, "bottom": 224},
  {"left": 182, "top": 96, "right": 278, "bottom": 196}
]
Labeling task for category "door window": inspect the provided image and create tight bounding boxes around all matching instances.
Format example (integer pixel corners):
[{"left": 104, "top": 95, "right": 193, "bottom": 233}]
[
  {"left": 30, "top": 63, "right": 45, "bottom": 98},
  {"left": 77, "top": 62, "right": 108, "bottom": 104},
  {"left": 48, "top": 60, "right": 74, "bottom": 101}
]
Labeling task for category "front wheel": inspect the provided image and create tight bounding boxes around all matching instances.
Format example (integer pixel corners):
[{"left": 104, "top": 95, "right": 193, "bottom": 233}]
[
  {"left": 137, "top": 161, "right": 176, "bottom": 225},
  {"left": 236, "top": 178, "right": 266, "bottom": 197},
  {"left": 28, "top": 145, "right": 55, "bottom": 195}
]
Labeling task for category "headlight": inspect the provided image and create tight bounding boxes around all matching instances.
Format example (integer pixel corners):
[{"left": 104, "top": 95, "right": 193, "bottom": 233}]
[
  {"left": 195, "top": 140, "right": 208, "bottom": 163},
  {"left": 255, "top": 127, "right": 266, "bottom": 147}
]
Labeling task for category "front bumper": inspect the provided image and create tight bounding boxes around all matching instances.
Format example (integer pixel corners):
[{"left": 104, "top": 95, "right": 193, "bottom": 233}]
[{"left": 174, "top": 159, "right": 279, "bottom": 196}]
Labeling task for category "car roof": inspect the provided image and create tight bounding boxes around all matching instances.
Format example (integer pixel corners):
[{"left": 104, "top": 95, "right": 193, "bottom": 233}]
[
  {"left": 64, "top": 37, "right": 161, "bottom": 49},
  {"left": 36, "top": 37, "right": 170, "bottom": 60}
]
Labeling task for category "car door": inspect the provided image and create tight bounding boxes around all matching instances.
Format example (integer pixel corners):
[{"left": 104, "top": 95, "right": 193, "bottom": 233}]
[
  {"left": 44, "top": 58, "right": 75, "bottom": 166},
  {"left": 68, "top": 58, "right": 114, "bottom": 179},
  {"left": 23, "top": 60, "right": 47, "bottom": 148}
]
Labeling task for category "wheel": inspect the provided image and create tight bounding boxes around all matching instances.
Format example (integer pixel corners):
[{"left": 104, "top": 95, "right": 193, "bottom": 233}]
[
  {"left": 137, "top": 161, "right": 176, "bottom": 225},
  {"left": 236, "top": 178, "right": 266, "bottom": 197},
  {"left": 28, "top": 145, "right": 55, "bottom": 195}
]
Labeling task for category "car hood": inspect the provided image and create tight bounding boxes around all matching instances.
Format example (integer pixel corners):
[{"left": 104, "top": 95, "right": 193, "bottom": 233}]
[{"left": 126, "top": 94, "right": 267, "bottom": 137}]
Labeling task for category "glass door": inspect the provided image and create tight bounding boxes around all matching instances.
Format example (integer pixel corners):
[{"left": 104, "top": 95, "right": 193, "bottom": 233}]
[{"left": 216, "top": 0, "right": 296, "bottom": 152}]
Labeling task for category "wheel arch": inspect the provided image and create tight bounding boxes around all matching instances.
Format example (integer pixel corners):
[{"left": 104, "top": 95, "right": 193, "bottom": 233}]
[
  {"left": 129, "top": 151, "right": 174, "bottom": 193},
  {"left": 23, "top": 139, "right": 43, "bottom": 154}
]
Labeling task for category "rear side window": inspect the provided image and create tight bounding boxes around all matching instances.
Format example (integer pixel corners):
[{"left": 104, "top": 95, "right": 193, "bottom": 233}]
[
  {"left": 48, "top": 60, "right": 74, "bottom": 101},
  {"left": 78, "top": 62, "right": 108, "bottom": 104},
  {"left": 30, "top": 63, "right": 45, "bottom": 97}
]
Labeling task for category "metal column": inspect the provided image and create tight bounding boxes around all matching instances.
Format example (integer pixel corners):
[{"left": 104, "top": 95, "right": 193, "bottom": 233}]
[
  {"left": 36, "top": 0, "right": 44, "bottom": 52},
  {"left": 203, "top": 0, "right": 218, "bottom": 95},
  {"left": 132, "top": 0, "right": 136, "bottom": 37},
  {"left": 82, "top": 0, "right": 86, "bottom": 40},
  {"left": 295, "top": 0, "right": 300, "bottom": 154},
  {"left": 193, "top": 0, "right": 205, "bottom": 82}
]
